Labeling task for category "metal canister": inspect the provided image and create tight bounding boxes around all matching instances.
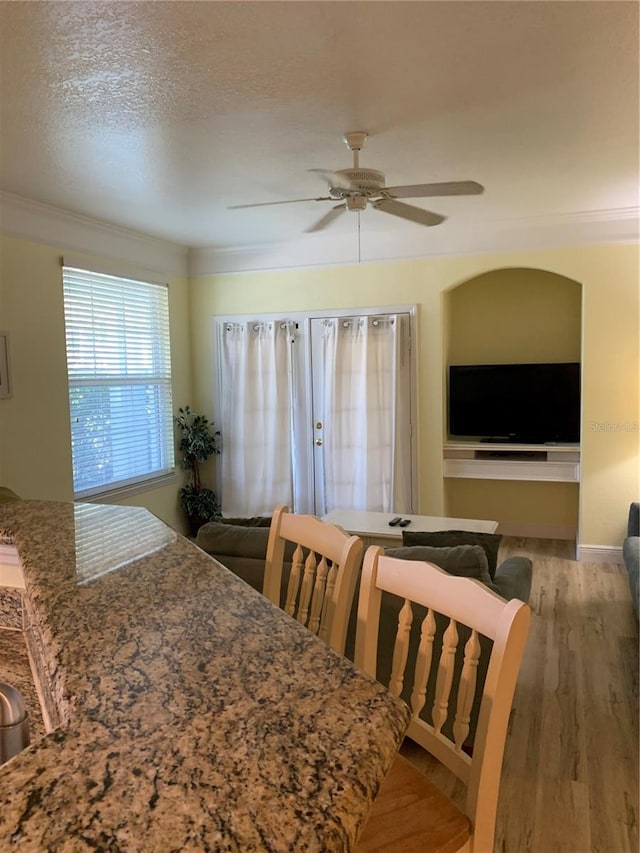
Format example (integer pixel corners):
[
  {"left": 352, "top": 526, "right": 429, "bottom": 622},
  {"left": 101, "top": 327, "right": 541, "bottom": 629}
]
[{"left": 0, "top": 682, "right": 30, "bottom": 765}]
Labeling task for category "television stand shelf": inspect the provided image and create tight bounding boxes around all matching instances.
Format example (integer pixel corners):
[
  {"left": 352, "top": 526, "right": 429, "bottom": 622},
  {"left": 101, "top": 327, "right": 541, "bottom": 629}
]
[{"left": 443, "top": 441, "right": 581, "bottom": 483}]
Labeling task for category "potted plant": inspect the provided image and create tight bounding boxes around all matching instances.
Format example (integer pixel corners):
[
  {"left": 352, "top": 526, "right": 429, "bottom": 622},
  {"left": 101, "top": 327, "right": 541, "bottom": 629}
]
[{"left": 175, "top": 405, "right": 222, "bottom": 536}]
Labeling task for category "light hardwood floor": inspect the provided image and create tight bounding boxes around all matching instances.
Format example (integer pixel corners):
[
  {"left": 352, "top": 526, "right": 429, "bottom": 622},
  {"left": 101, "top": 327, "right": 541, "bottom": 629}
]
[{"left": 400, "top": 537, "right": 639, "bottom": 853}]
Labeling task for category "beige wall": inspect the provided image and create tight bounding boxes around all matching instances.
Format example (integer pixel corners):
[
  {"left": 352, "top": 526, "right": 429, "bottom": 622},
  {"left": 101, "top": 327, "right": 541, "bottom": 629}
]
[
  {"left": 1, "top": 232, "right": 637, "bottom": 547},
  {"left": 444, "top": 267, "right": 582, "bottom": 534},
  {"left": 0, "top": 234, "right": 192, "bottom": 531},
  {"left": 447, "top": 267, "right": 581, "bottom": 364},
  {"left": 443, "top": 479, "right": 580, "bottom": 537},
  {"left": 189, "top": 243, "right": 639, "bottom": 549}
]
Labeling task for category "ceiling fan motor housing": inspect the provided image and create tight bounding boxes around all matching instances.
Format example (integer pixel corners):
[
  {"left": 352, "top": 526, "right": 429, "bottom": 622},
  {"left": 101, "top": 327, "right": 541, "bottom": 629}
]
[{"left": 331, "top": 168, "right": 386, "bottom": 199}]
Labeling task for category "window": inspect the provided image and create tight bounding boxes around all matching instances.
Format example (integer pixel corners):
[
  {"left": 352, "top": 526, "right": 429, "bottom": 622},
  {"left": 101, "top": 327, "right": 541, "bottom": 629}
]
[{"left": 62, "top": 266, "right": 174, "bottom": 498}]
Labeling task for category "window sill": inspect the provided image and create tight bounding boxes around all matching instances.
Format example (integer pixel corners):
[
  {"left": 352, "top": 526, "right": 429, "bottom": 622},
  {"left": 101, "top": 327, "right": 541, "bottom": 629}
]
[{"left": 77, "top": 472, "right": 178, "bottom": 504}]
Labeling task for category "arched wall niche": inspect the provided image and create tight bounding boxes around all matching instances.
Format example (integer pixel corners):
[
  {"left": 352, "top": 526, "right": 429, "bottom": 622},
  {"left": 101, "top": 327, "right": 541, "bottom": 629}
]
[{"left": 442, "top": 266, "right": 582, "bottom": 540}]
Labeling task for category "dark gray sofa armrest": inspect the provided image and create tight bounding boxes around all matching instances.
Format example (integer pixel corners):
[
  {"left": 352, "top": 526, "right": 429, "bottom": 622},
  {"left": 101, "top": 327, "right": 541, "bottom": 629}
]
[
  {"left": 491, "top": 556, "right": 533, "bottom": 603},
  {"left": 623, "top": 537, "right": 639, "bottom": 610},
  {"left": 623, "top": 504, "right": 639, "bottom": 619}
]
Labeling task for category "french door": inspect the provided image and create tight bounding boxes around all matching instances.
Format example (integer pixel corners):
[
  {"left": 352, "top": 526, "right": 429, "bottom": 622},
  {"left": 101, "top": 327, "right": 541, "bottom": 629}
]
[
  {"left": 216, "top": 309, "right": 414, "bottom": 517},
  {"left": 310, "top": 313, "right": 412, "bottom": 515}
]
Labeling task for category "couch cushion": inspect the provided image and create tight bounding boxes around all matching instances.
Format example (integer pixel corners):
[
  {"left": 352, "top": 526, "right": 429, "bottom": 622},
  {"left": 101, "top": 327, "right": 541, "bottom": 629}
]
[
  {"left": 384, "top": 544, "right": 492, "bottom": 587},
  {"left": 402, "top": 530, "right": 503, "bottom": 579},
  {"left": 196, "top": 521, "right": 299, "bottom": 563},
  {"left": 220, "top": 516, "right": 272, "bottom": 528},
  {"left": 196, "top": 522, "right": 271, "bottom": 559}
]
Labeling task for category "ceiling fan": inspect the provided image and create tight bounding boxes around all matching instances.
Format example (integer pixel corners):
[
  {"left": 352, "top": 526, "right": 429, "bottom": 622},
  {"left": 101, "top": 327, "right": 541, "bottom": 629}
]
[{"left": 228, "top": 131, "right": 484, "bottom": 233}]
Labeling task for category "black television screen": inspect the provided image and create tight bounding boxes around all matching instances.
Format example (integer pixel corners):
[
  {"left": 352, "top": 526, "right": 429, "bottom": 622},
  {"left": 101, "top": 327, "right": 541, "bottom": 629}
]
[{"left": 448, "top": 362, "right": 580, "bottom": 443}]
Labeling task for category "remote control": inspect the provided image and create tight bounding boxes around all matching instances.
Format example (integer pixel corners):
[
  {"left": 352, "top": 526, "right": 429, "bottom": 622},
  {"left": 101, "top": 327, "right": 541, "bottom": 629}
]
[
  {"left": 388, "top": 516, "right": 402, "bottom": 526},
  {"left": 398, "top": 518, "right": 412, "bottom": 527}
]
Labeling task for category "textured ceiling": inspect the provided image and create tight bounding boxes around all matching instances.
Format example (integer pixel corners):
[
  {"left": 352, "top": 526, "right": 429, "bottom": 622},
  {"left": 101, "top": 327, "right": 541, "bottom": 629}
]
[{"left": 0, "top": 1, "right": 638, "bottom": 259}]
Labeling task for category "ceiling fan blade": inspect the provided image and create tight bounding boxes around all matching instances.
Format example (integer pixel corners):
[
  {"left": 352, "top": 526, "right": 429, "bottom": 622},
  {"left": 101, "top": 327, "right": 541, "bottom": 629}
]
[
  {"left": 383, "top": 180, "right": 484, "bottom": 199},
  {"left": 228, "top": 196, "right": 332, "bottom": 210},
  {"left": 305, "top": 204, "right": 346, "bottom": 233},
  {"left": 308, "top": 169, "right": 356, "bottom": 191},
  {"left": 373, "top": 198, "right": 445, "bottom": 227}
]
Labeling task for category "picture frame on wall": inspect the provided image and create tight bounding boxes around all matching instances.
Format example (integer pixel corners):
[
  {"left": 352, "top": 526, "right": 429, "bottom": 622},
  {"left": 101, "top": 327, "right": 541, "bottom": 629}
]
[{"left": 0, "top": 332, "right": 12, "bottom": 398}]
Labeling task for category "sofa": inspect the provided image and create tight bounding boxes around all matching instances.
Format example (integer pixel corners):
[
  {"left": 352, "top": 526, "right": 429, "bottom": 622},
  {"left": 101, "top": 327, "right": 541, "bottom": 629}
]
[
  {"left": 0, "top": 487, "right": 20, "bottom": 503},
  {"left": 624, "top": 502, "right": 639, "bottom": 619},
  {"left": 196, "top": 518, "right": 533, "bottom": 748}
]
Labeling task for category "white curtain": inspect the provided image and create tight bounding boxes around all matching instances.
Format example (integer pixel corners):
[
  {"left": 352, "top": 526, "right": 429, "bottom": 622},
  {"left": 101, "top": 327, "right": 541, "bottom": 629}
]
[
  {"left": 320, "top": 314, "right": 411, "bottom": 513},
  {"left": 218, "top": 321, "right": 294, "bottom": 515}
]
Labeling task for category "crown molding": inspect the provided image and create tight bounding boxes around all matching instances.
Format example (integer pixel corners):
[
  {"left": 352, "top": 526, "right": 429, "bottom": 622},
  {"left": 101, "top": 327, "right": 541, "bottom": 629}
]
[
  {"left": 188, "top": 206, "right": 640, "bottom": 277},
  {"left": 1, "top": 191, "right": 636, "bottom": 279},
  {"left": 0, "top": 191, "right": 189, "bottom": 278}
]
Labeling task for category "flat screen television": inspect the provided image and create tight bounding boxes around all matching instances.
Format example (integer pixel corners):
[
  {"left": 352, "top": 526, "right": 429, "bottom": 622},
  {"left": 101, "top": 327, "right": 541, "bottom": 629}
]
[{"left": 448, "top": 362, "right": 580, "bottom": 444}]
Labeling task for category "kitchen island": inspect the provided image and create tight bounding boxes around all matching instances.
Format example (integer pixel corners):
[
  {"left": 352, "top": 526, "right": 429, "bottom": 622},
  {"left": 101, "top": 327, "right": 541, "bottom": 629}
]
[{"left": 0, "top": 500, "right": 409, "bottom": 851}]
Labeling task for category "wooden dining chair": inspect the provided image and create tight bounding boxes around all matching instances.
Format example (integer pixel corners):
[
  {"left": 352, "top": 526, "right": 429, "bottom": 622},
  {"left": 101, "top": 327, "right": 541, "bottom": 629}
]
[
  {"left": 263, "top": 505, "right": 364, "bottom": 655},
  {"left": 355, "top": 546, "right": 531, "bottom": 853}
]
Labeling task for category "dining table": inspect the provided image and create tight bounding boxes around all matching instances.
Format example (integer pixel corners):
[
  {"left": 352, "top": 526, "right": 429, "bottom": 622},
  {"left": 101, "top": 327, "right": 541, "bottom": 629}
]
[{"left": 0, "top": 499, "right": 410, "bottom": 851}]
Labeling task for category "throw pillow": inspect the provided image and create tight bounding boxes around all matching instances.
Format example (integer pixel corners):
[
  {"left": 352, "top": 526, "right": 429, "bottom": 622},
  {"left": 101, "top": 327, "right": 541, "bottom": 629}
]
[
  {"left": 384, "top": 543, "right": 492, "bottom": 587},
  {"left": 401, "top": 530, "right": 503, "bottom": 579}
]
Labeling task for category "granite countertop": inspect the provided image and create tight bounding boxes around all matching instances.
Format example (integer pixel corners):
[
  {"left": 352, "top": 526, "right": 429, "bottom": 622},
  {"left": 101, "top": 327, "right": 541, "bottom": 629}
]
[{"left": 0, "top": 500, "right": 409, "bottom": 851}]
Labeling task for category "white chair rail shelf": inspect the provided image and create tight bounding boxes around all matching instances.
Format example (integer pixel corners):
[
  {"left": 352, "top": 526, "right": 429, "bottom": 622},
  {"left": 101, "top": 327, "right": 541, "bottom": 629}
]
[{"left": 443, "top": 440, "right": 581, "bottom": 483}]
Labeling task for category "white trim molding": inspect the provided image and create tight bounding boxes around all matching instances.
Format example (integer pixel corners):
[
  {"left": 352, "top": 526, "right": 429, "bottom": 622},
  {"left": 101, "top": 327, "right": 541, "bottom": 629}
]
[
  {"left": 81, "top": 472, "right": 178, "bottom": 504},
  {"left": 2, "top": 190, "right": 637, "bottom": 278},
  {"left": 0, "top": 191, "right": 188, "bottom": 278},
  {"left": 576, "top": 544, "right": 624, "bottom": 565},
  {"left": 189, "top": 206, "right": 640, "bottom": 276}
]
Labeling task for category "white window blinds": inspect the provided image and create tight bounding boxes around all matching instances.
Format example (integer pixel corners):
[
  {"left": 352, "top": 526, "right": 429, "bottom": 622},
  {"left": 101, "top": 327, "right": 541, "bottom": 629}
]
[{"left": 62, "top": 266, "right": 174, "bottom": 498}]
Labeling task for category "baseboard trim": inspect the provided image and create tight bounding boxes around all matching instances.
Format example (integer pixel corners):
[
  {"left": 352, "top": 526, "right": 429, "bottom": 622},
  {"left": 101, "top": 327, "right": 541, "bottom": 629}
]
[{"left": 576, "top": 545, "right": 624, "bottom": 564}]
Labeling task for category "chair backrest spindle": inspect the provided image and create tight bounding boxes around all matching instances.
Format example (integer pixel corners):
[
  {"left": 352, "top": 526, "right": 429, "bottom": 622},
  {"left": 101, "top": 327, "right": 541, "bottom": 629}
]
[
  {"left": 264, "top": 505, "right": 364, "bottom": 655},
  {"left": 355, "top": 545, "right": 531, "bottom": 852}
]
